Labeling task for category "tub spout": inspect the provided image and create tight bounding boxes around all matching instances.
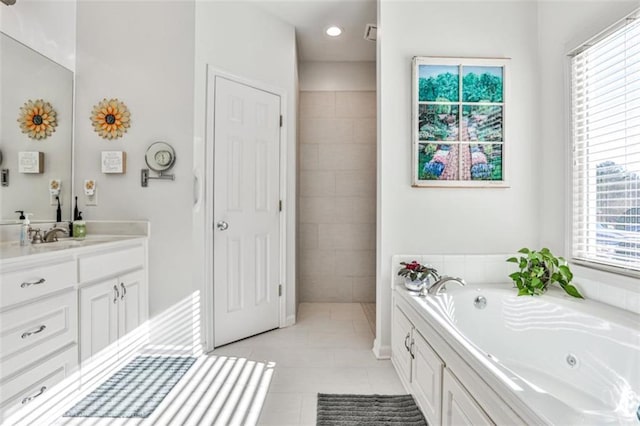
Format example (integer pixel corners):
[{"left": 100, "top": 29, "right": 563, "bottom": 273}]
[{"left": 422, "top": 276, "right": 466, "bottom": 296}]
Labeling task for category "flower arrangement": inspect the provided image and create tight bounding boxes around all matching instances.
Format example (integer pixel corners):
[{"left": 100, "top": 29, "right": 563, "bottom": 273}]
[{"left": 398, "top": 261, "right": 438, "bottom": 283}]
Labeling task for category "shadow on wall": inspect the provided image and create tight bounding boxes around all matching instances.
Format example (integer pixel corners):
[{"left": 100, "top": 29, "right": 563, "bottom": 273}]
[{"left": 6, "top": 292, "right": 276, "bottom": 425}]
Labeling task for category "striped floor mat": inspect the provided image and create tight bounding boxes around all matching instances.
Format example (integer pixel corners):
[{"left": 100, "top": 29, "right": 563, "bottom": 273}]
[{"left": 317, "top": 394, "right": 427, "bottom": 425}]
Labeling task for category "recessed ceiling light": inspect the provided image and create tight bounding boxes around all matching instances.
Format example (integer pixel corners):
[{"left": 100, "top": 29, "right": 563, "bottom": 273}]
[{"left": 325, "top": 26, "right": 343, "bottom": 37}]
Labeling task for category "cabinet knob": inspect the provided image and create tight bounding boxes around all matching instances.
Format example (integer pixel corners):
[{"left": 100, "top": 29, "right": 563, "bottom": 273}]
[
  {"left": 113, "top": 285, "right": 120, "bottom": 304},
  {"left": 120, "top": 283, "right": 126, "bottom": 300},
  {"left": 404, "top": 332, "right": 411, "bottom": 351},
  {"left": 216, "top": 221, "right": 229, "bottom": 231}
]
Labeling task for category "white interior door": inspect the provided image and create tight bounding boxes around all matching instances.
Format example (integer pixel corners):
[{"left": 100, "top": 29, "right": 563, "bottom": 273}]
[{"left": 213, "top": 76, "right": 281, "bottom": 347}]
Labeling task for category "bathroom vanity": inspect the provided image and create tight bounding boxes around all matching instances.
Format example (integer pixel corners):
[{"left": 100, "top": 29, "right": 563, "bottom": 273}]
[{"left": 0, "top": 230, "right": 149, "bottom": 420}]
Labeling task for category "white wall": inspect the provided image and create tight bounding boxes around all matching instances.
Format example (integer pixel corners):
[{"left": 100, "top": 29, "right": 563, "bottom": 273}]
[
  {"left": 192, "top": 1, "right": 298, "bottom": 336},
  {"left": 0, "top": 0, "right": 76, "bottom": 71},
  {"left": 74, "top": 1, "right": 195, "bottom": 316},
  {"left": 377, "top": 1, "right": 540, "bottom": 356},
  {"left": 299, "top": 61, "right": 376, "bottom": 91}
]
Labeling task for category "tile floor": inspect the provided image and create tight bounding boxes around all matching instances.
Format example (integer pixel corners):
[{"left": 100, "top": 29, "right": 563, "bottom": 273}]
[
  {"left": 213, "top": 302, "right": 405, "bottom": 426},
  {"left": 8, "top": 302, "right": 402, "bottom": 426}
]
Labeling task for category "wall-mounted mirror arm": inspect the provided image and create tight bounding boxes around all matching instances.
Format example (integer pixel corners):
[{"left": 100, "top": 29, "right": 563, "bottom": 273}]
[{"left": 141, "top": 169, "right": 175, "bottom": 187}]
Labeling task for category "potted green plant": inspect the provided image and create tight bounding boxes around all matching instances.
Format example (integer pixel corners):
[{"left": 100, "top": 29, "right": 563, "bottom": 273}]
[
  {"left": 507, "top": 248, "right": 583, "bottom": 298},
  {"left": 398, "top": 261, "right": 438, "bottom": 292}
]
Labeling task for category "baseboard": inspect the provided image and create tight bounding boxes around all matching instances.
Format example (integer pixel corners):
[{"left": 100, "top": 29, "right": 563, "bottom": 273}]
[
  {"left": 284, "top": 314, "right": 296, "bottom": 327},
  {"left": 372, "top": 339, "right": 391, "bottom": 359}
]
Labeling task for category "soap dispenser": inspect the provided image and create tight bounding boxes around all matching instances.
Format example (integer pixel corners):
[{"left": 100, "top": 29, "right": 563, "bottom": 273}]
[
  {"left": 19, "top": 213, "right": 33, "bottom": 246},
  {"left": 73, "top": 211, "right": 86, "bottom": 239}
]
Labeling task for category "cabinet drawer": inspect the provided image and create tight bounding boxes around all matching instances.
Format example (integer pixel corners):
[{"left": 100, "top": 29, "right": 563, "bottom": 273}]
[
  {"left": 0, "top": 290, "right": 77, "bottom": 379},
  {"left": 0, "top": 345, "right": 78, "bottom": 422},
  {"left": 78, "top": 244, "right": 144, "bottom": 283},
  {"left": 0, "top": 260, "right": 76, "bottom": 310}
]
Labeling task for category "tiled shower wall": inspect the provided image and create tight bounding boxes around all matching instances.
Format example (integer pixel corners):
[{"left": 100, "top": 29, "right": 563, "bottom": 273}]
[{"left": 298, "top": 91, "right": 376, "bottom": 302}]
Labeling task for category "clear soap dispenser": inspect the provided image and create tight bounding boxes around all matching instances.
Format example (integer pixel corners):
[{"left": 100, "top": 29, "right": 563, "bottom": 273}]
[{"left": 19, "top": 213, "right": 33, "bottom": 246}]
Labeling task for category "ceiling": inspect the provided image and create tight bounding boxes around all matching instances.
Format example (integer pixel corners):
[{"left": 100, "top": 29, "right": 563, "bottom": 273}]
[{"left": 255, "top": 0, "right": 377, "bottom": 62}]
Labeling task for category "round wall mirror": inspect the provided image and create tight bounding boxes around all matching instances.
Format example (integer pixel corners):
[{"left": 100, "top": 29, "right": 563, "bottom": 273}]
[{"left": 145, "top": 141, "right": 175, "bottom": 172}]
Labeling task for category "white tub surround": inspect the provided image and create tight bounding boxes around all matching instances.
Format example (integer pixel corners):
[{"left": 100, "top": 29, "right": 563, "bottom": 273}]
[
  {"left": 392, "top": 283, "right": 640, "bottom": 425},
  {"left": 0, "top": 221, "right": 149, "bottom": 421}
]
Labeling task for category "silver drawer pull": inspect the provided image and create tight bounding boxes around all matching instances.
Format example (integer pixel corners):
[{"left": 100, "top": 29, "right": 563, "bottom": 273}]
[
  {"left": 21, "top": 386, "right": 47, "bottom": 404},
  {"left": 120, "top": 283, "right": 126, "bottom": 300},
  {"left": 21, "top": 325, "right": 46, "bottom": 339},
  {"left": 20, "top": 278, "right": 46, "bottom": 288},
  {"left": 113, "top": 285, "right": 120, "bottom": 304}
]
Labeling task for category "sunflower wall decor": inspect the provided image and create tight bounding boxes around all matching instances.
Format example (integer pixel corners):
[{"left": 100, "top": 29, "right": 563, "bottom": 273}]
[
  {"left": 91, "top": 98, "right": 131, "bottom": 139},
  {"left": 17, "top": 99, "right": 58, "bottom": 140}
]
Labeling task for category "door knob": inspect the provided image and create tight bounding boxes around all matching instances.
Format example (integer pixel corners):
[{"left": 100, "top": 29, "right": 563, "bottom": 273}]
[{"left": 216, "top": 221, "right": 229, "bottom": 231}]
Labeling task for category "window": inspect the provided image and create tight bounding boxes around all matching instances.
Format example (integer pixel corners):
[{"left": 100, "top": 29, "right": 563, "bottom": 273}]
[{"left": 571, "top": 11, "right": 640, "bottom": 272}]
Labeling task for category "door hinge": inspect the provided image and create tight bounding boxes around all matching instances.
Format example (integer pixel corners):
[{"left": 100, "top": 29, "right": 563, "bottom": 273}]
[
  {"left": 278, "top": 284, "right": 282, "bottom": 297},
  {"left": 279, "top": 200, "right": 282, "bottom": 212},
  {"left": 279, "top": 115, "right": 283, "bottom": 127}
]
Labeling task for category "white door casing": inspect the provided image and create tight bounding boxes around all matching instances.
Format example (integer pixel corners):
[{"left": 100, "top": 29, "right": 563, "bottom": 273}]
[{"left": 213, "top": 76, "right": 281, "bottom": 347}]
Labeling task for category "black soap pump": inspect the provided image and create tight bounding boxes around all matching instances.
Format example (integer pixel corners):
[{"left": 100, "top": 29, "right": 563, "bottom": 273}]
[
  {"left": 56, "top": 196, "right": 62, "bottom": 223},
  {"left": 73, "top": 196, "right": 79, "bottom": 220},
  {"left": 15, "top": 210, "right": 25, "bottom": 220}
]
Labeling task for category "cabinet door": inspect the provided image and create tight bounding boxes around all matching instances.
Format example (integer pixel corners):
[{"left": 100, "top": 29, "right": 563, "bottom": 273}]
[
  {"left": 411, "top": 329, "right": 443, "bottom": 426},
  {"left": 79, "top": 279, "right": 119, "bottom": 362},
  {"left": 391, "top": 303, "right": 413, "bottom": 387},
  {"left": 442, "top": 368, "right": 494, "bottom": 426},
  {"left": 117, "top": 269, "right": 147, "bottom": 338}
]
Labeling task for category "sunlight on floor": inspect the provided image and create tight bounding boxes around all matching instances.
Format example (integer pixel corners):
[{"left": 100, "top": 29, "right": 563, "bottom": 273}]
[
  {"left": 5, "top": 292, "right": 275, "bottom": 426},
  {"left": 5, "top": 301, "right": 401, "bottom": 426}
]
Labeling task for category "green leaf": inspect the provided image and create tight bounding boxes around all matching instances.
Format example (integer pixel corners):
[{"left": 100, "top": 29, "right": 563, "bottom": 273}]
[
  {"left": 563, "top": 284, "right": 584, "bottom": 299},
  {"left": 519, "top": 259, "right": 527, "bottom": 269},
  {"left": 518, "top": 248, "right": 530, "bottom": 254},
  {"left": 506, "top": 257, "right": 518, "bottom": 263},
  {"left": 517, "top": 289, "right": 530, "bottom": 296},
  {"left": 531, "top": 277, "right": 542, "bottom": 288},
  {"left": 558, "top": 265, "right": 573, "bottom": 282}
]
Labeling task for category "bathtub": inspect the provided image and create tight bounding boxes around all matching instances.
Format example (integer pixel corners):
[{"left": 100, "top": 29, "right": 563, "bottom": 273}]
[{"left": 400, "top": 283, "right": 640, "bottom": 425}]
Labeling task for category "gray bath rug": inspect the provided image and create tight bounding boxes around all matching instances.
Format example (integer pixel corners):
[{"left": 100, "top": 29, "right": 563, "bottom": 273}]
[
  {"left": 317, "top": 393, "right": 428, "bottom": 425},
  {"left": 64, "top": 356, "right": 196, "bottom": 418}
]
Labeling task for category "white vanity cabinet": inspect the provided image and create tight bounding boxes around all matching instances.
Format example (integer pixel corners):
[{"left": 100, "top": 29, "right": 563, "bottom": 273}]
[
  {"left": 392, "top": 304, "right": 444, "bottom": 426},
  {"left": 392, "top": 290, "right": 519, "bottom": 426},
  {"left": 0, "top": 235, "right": 149, "bottom": 422},
  {"left": 442, "top": 368, "right": 493, "bottom": 426},
  {"left": 78, "top": 245, "right": 148, "bottom": 362},
  {"left": 391, "top": 304, "right": 414, "bottom": 386},
  {"left": 0, "top": 256, "right": 79, "bottom": 420}
]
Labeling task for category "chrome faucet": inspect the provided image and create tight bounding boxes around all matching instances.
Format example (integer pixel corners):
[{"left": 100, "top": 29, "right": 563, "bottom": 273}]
[
  {"left": 43, "top": 227, "right": 68, "bottom": 243},
  {"left": 421, "top": 276, "right": 467, "bottom": 296}
]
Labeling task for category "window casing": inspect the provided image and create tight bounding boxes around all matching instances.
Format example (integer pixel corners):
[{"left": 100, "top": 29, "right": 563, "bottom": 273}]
[{"left": 571, "top": 12, "right": 640, "bottom": 273}]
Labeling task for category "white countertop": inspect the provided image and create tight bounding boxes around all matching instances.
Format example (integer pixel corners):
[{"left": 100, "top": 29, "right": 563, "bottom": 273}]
[{"left": 0, "top": 235, "right": 147, "bottom": 264}]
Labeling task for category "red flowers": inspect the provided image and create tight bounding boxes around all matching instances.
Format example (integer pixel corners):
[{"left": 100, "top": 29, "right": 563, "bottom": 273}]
[
  {"left": 398, "top": 261, "right": 438, "bottom": 282},
  {"left": 405, "top": 261, "right": 420, "bottom": 271}
]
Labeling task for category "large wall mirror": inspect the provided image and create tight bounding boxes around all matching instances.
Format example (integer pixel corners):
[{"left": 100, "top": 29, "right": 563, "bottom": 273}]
[{"left": 0, "top": 32, "right": 73, "bottom": 224}]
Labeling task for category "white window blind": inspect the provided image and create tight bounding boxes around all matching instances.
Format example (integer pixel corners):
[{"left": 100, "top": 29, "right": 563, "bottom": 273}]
[{"left": 571, "top": 12, "right": 640, "bottom": 272}]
